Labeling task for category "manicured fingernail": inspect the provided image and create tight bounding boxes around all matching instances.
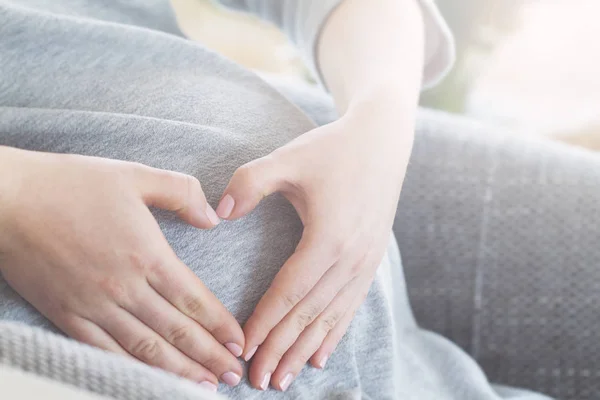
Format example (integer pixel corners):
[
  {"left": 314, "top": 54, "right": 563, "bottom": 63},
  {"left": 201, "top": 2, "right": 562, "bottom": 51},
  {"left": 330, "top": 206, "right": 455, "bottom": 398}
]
[
  {"left": 279, "top": 373, "right": 293, "bottom": 392},
  {"left": 205, "top": 205, "right": 221, "bottom": 226},
  {"left": 317, "top": 354, "right": 329, "bottom": 369},
  {"left": 199, "top": 381, "right": 218, "bottom": 392},
  {"left": 221, "top": 371, "right": 241, "bottom": 387},
  {"left": 260, "top": 372, "right": 271, "bottom": 391},
  {"left": 244, "top": 345, "right": 258, "bottom": 361},
  {"left": 225, "top": 342, "right": 243, "bottom": 357},
  {"left": 216, "top": 194, "right": 235, "bottom": 219}
]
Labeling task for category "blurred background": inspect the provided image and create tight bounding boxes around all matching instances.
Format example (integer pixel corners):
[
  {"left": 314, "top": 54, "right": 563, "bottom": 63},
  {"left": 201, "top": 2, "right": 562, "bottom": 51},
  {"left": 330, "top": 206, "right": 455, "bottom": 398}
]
[{"left": 172, "top": 0, "right": 600, "bottom": 151}]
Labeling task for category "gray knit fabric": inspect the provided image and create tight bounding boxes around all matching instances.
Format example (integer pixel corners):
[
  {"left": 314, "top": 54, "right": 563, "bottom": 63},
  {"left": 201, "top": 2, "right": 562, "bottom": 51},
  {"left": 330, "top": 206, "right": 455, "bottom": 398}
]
[
  {"left": 0, "top": 1, "right": 590, "bottom": 400},
  {"left": 0, "top": 322, "right": 221, "bottom": 400},
  {"left": 395, "top": 110, "right": 600, "bottom": 400}
]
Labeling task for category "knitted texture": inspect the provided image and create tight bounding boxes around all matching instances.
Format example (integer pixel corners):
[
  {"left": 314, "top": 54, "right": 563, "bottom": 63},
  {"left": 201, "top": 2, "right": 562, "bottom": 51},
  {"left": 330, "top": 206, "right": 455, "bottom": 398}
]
[
  {"left": 0, "top": 322, "right": 221, "bottom": 400},
  {"left": 396, "top": 109, "right": 600, "bottom": 400}
]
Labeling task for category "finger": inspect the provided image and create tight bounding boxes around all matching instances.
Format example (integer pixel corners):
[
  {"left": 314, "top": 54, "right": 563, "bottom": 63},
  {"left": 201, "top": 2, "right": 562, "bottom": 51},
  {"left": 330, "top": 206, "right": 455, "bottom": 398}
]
[
  {"left": 270, "top": 277, "right": 370, "bottom": 391},
  {"left": 60, "top": 315, "right": 132, "bottom": 358},
  {"left": 309, "top": 307, "right": 355, "bottom": 371},
  {"left": 243, "top": 229, "right": 337, "bottom": 361},
  {"left": 125, "top": 282, "right": 243, "bottom": 386},
  {"left": 95, "top": 305, "right": 219, "bottom": 386},
  {"left": 245, "top": 261, "right": 354, "bottom": 389},
  {"left": 309, "top": 279, "right": 372, "bottom": 370},
  {"left": 216, "top": 155, "right": 283, "bottom": 220},
  {"left": 147, "top": 255, "right": 245, "bottom": 359},
  {"left": 133, "top": 164, "right": 220, "bottom": 229}
]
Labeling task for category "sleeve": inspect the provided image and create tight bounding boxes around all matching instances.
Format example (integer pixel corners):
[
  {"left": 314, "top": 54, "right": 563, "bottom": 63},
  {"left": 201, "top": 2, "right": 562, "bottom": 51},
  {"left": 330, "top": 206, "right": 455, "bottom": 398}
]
[{"left": 213, "top": 0, "right": 455, "bottom": 89}]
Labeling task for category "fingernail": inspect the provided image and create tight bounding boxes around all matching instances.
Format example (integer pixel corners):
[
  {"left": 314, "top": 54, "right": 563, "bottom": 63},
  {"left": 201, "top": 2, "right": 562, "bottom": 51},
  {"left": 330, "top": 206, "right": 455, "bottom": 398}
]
[
  {"left": 205, "top": 205, "right": 221, "bottom": 226},
  {"left": 221, "top": 371, "right": 241, "bottom": 387},
  {"left": 317, "top": 354, "right": 329, "bottom": 369},
  {"left": 279, "top": 373, "right": 293, "bottom": 392},
  {"left": 225, "top": 342, "right": 243, "bottom": 357},
  {"left": 244, "top": 345, "right": 258, "bottom": 361},
  {"left": 260, "top": 372, "right": 271, "bottom": 391},
  {"left": 216, "top": 194, "right": 235, "bottom": 219},
  {"left": 199, "top": 381, "right": 218, "bottom": 392}
]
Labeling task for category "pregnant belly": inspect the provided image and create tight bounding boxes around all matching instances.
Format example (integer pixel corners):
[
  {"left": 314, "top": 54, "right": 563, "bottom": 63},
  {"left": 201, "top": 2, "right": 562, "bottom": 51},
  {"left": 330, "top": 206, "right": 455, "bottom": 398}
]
[{"left": 0, "top": 105, "right": 305, "bottom": 326}]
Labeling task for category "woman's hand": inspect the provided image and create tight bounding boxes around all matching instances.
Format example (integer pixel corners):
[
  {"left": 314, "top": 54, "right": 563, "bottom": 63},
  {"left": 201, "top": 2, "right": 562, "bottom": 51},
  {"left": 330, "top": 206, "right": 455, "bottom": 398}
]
[
  {"left": 216, "top": 99, "right": 414, "bottom": 391},
  {"left": 0, "top": 147, "right": 244, "bottom": 390}
]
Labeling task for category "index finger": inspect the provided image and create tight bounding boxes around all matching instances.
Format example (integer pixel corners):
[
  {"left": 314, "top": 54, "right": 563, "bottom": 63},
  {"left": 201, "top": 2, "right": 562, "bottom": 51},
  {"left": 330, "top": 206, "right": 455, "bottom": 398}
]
[
  {"left": 132, "top": 164, "right": 220, "bottom": 229},
  {"left": 242, "top": 229, "right": 338, "bottom": 360}
]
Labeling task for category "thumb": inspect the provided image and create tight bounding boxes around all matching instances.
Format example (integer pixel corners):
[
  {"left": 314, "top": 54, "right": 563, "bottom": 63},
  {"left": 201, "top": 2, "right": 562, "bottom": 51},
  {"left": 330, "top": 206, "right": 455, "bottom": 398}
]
[
  {"left": 134, "top": 165, "right": 220, "bottom": 229},
  {"left": 216, "top": 155, "right": 283, "bottom": 220}
]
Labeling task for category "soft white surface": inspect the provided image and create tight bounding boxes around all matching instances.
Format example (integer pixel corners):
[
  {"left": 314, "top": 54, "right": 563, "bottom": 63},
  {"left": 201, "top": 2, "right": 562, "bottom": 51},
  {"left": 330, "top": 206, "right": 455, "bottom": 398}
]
[{"left": 0, "top": 365, "right": 110, "bottom": 400}]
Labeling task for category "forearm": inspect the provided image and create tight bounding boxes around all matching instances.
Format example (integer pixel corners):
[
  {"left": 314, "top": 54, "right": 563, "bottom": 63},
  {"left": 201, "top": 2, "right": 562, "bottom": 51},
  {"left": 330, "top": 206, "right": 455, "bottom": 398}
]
[{"left": 318, "top": 0, "right": 425, "bottom": 116}]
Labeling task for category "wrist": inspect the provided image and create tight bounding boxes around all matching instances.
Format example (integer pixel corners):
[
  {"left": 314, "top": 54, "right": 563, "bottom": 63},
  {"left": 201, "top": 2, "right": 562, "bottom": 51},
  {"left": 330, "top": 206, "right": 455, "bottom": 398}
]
[
  {"left": 338, "top": 92, "right": 417, "bottom": 174},
  {"left": 343, "top": 85, "right": 419, "bottom": 141},
  {"left": 346, "top": 82, "right": 420, "bottom": 116}
]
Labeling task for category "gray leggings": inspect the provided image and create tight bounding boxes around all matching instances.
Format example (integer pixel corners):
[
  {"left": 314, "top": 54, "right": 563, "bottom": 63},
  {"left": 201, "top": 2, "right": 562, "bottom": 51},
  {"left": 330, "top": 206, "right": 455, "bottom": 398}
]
[{"left": 399, "top": 111, "right": 600, "bottom": 400}]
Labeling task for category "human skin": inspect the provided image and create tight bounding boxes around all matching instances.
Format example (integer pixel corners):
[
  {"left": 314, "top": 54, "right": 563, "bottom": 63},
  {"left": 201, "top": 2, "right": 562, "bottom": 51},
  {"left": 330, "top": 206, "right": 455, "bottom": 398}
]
[{"left": 215, "top": 0, "right": 425, "bottom": 391}]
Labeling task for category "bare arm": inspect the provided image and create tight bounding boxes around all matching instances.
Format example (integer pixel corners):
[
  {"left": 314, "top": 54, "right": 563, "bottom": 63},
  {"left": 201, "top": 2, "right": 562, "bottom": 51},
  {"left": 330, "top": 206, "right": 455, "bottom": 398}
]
[{"left": 318, "top": 0, "right": 424, "bottom": 115}]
